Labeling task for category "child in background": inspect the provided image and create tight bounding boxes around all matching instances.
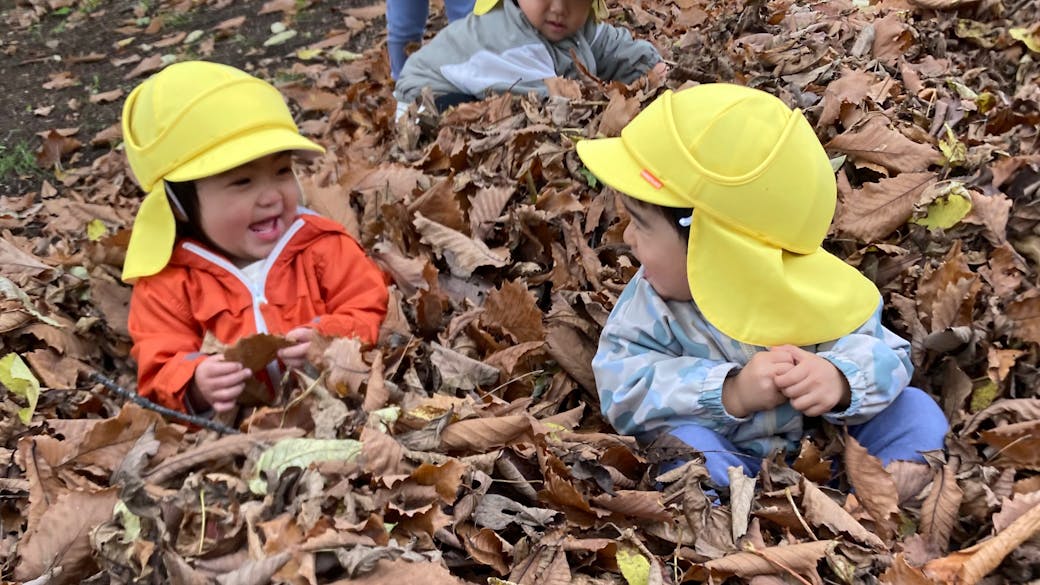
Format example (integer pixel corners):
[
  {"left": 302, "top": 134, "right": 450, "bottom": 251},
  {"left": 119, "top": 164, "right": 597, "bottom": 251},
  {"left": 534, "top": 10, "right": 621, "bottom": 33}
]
[
  {"left": 121, "top": 61, "right": 388, "bottom": 414},
  {"left": 577, "top": 84, "right": 948, "bottom": 487},
  {"left": 393, "top": 0, "right": 664, "bottom": 116},
  {"left": 386, "top": 0, "right": 476, "bottom": 79}
]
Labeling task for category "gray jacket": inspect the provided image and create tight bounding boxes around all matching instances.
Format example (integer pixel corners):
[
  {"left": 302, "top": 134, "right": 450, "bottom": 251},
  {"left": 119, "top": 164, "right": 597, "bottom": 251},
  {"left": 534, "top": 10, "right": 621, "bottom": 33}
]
[{"left": 393, "top": 0, "right": 661, "bottom": 104}]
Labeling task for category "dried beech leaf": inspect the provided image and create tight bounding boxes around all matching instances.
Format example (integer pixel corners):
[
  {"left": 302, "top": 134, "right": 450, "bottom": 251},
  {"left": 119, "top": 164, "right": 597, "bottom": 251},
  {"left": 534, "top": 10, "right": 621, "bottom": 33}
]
[
  {"left": 835, "top": 172, "right": 936, "bottom": 242},
  {"left": 992, "top": 491, "right": 1040, "bottom": 532},
  {"left": 323, "top": 337, "right": 370, "bottom": 397},
  {"left": 414, "top": 212, "right": 510, "bottom": 278},
  {"left": 482, "top": 280, "right": 545, "bottom": 343},
  {"left": 430, "top": 342, "right": 501, "bottom": 390},
  {"left": 440, "top": 415, "right": 530, "bottom": 452},
  {"left": 844, "top": 433, "right": 899, "bottom": 541},
  {"left": 589, "top": 490, "right": 671, "bottom": 521},
  {"left": 469, "top": 185, "right": 516, "bottom": 240},
  {"left": 225, "top": 333, "right": 293, "bottom": 373},
  {"left": 879, "top": 553, "right": 934, "bottom": 585},
  {"left": 920, "top": 461, "right": 963, "bottom": 551},
  {"left": 924, "top": 500, "right": 1040, "bottom": 584},
  {"left": 827, "top": 114, "right": 941, "bottom": 174},
  {"left": 801, "top": 478, "right": 886, "bottom": 549},
  {"left": 686, "top": 540, "right": 836, "bottom": 580},
  {"left": 14, "top": 487, "right": 120, "bottom": 582},
  {"left": 1005, "top": 294, "right": 1040, "bottom": 346},
  {"left": 327, "top": 558, "right": 468, "bottom": 584},
  {"left": 461, "top": 526, "right": 510, "bottom": 574},
  {"left": 215, "top": 552, "right": 292, "bottom": 585},
  {"left": 360, "top": 426, "right": 409, "bottom": 486},
  {"left": 979, "top": 420, "right": 1040, "bottom": 468}
]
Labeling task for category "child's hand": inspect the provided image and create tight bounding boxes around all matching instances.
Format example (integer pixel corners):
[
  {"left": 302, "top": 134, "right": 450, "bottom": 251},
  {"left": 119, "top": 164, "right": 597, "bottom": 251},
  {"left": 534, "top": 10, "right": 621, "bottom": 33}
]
[
  {"left": 277, "top": 327, "right": 315, "bottom": 369},
  {"left": 722, "top": 350, "right": 795, "bottom": 418},
  {"left": 190, "top": 355, "right": 253, "bottom": 412},
  {"left": 771, "top": 345, "right": 851, "bottom": 416}
]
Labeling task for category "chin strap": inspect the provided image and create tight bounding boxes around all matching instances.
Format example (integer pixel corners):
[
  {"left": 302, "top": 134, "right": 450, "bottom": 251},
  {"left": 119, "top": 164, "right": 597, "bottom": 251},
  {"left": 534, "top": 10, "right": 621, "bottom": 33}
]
[{"left": 164, "top": 181, "right": 190, "bottom": 222}]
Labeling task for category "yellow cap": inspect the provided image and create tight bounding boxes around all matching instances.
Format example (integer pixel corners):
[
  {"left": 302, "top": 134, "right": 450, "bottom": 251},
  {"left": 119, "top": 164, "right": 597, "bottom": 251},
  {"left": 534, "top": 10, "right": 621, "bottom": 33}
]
[
  {"left": 120, "top": 61, "right": 324, "bottom": 282},
  {"left": 474, "top": 0, "right": 607, "bottom": 21},
  {"left": 577, "top": 84, "right": 879, "bottom": 346}
]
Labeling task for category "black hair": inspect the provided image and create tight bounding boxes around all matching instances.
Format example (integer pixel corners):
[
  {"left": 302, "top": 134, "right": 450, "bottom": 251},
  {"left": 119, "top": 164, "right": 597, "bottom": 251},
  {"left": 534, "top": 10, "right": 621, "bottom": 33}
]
[
  {"left": 662, "top": 205, "right": 693, "bottom": 242},
  {"left": 165, "top": 179, "right": 223, "bottom": 252},
  {"left": 626, "top": 196, "right": 693, "bottom": 242}
]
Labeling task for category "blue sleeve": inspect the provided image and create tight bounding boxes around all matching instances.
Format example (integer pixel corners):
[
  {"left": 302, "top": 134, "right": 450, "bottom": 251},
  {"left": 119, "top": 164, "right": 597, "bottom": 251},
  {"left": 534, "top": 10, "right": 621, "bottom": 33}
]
[
  {"left": 592, "top": 276, "right": 745, "bottom": 437},
  {"left": 818, "top": 302, "right": 913, "bottom": 425},
  {"left": 589, "top": 23, "right": 661, "bottom": 84}
]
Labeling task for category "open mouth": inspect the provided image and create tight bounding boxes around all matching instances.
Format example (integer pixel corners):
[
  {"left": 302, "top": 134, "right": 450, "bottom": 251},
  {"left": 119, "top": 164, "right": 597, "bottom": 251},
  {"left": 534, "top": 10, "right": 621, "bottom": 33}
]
[{"left": 249, "top": 217, "right": 280, "bottom": 239}]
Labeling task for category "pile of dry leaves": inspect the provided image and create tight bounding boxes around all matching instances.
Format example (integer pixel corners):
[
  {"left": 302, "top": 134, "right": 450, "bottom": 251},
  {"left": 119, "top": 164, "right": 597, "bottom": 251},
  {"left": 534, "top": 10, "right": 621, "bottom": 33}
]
[{"left": 1, "top": 0, "right": 1039, "bottom": 583}]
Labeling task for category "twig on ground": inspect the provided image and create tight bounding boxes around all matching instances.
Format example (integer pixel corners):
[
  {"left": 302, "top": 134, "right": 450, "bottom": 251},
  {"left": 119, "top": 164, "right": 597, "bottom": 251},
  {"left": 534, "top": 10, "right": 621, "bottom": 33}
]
[{"left": 90, "top": 372, "right": 239, "bottom": 435}]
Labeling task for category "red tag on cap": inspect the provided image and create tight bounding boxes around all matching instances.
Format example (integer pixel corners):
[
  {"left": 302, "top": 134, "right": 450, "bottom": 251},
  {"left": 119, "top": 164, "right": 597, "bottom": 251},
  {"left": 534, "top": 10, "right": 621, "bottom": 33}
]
[{"left": 640, "top": 169, "right": 663, "bottom": 189}]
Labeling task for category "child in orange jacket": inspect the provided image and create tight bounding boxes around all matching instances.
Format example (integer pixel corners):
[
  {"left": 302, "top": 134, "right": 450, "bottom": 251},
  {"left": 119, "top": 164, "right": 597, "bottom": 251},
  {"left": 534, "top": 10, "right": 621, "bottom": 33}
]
[{"left": 121, "top": 61, "right": 388, "bottom": 414}]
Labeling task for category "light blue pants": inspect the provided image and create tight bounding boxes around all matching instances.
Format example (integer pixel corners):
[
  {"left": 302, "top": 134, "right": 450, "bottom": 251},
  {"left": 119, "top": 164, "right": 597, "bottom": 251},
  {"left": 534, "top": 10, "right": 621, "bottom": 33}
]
[
  {"left": 667, "top": 387, "right": 948, "bottom": 486},
  {"left": 386, "top": 0, "right": 476, "bottom": 79}
]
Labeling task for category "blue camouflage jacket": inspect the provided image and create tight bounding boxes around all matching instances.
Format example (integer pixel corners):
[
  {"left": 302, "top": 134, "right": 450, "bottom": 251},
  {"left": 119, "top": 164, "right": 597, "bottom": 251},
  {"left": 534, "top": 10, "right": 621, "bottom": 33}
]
[{"left": 592, "top": 268, "right": 914, "bottom": 458}]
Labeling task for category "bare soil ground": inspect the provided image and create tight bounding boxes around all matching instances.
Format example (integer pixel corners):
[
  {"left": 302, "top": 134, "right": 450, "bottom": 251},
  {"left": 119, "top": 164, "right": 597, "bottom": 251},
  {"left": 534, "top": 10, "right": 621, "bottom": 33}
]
[{"left": 0, "top": 0, "right": 392, "bottom": 196}]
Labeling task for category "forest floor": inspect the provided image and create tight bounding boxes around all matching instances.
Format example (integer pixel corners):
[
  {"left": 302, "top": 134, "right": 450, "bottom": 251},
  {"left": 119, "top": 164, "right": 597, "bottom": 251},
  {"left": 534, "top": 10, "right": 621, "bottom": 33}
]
[{"left": 1, "top": 0, "right": 1040, "bottom": 584}]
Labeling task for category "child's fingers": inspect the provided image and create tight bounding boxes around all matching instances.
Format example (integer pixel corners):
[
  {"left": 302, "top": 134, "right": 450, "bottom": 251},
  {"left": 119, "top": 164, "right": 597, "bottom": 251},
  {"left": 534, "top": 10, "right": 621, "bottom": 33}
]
[
  {"left": 212, "top": 399, "right": 239, "bottom": 413},
  {"left": 205, "top": 369, "right": 252, "bottom": 390},
  {"left": 285, "top": 327, "right": 314, "bottom": 343},
  {"left": 790, "top": 394, "right": 824, "bottom": 415},
  {"left": 770, "top": 345, "right": 804, "bottom": 363},
  {"left": 201, "top": 357, "right": 247, "bottom": 376},
  {"left": 778, "top": 374, "right": 813, "bottom": 398},
  {"left": 773, "top": 361, "right": 795, "bottom": 378},
  {"left": 774, "top": 361, "right": 809, "bottom": 388},
  {"left": 278, "top": 342, "right": 310, "bottom": 361}
]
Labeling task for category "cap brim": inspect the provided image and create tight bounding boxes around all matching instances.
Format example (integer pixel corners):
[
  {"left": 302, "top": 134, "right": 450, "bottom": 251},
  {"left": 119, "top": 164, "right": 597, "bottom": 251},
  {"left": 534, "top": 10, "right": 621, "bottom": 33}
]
[
  {"left": 576, "top": 137, "right": 690, "bottom": 209},
  {"left": 166, "top": 126, "right": 324, "bottom": 183},
  {"left": 688, "top": 213, "right": 879, "bottom": 347}
]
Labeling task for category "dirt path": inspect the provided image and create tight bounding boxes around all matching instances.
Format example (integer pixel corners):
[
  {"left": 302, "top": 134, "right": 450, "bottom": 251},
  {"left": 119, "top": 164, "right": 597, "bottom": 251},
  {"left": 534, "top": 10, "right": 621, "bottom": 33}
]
[{"left": 0, "top": 0, "right": 389, "bottom": 197}]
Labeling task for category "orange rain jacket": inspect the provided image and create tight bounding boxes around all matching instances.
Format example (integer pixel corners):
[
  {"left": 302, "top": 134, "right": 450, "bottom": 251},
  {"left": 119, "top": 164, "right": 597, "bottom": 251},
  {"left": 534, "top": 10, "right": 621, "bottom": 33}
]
[{"left": 128, "top": 214, "right": 388, "bottom": 412}]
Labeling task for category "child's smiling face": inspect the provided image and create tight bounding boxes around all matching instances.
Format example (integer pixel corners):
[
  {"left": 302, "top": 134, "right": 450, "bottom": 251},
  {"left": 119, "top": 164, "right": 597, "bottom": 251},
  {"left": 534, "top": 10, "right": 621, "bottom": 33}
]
[
  {"left": 621, "top": 195, "right": 693, "bottom": 302},
  {"left": 517, "top": 0, "right": 591, "bottom": 42},
  {"left": 194, "top": 152, "right": 300, "bottom": 266}
]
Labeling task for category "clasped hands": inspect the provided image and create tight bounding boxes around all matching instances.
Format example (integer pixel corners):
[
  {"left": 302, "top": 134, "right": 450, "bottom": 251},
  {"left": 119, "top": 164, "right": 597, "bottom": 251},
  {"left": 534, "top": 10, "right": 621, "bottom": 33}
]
[
  {"left": 187, "top": 327, "right": 314, "bottom": 413},
  {"left": 721, "top": 345, "right": 851, "bottom": 419}
]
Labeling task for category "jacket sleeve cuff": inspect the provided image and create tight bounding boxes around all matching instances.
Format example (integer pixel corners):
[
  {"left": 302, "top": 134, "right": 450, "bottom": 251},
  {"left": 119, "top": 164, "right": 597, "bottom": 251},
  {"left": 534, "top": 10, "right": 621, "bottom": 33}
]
[
  {"left": 697, "top": 363, "right": 749, "bottom": 423},
  {"left": 820, "top": 353, "right": 865, "bottom": 421}
]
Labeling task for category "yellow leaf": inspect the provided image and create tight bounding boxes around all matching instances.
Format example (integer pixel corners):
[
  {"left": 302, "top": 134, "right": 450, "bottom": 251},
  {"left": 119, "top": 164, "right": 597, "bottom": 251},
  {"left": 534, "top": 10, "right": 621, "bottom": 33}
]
[
  {"left": 0, "top": 353, "right": 41, "bottom": 424},
  {"left": 86, "top": 218, "right": 107, "bottom": 241},
  {"left": 295, "top": 48, "right": 323, "bottom": 60},
  {"left": 970, "top": 379, "right": 999, "bottom": 413},
  {"left": 617, "top": 546, "right": 651, "bottom": 585},
  {"left": 975, "top": 92, "right": 997, "bottom": 113},
  {"left": 913, "top": 193, "right": 972, "bottom": 229},
  {"left": 938, "top": 125, "right": 967, "bottom": 167},
  {"left": 330, "top": 49, "right": 362, "bottom": 62},
  {"left": 1010, "top": 27, "right": 1040, "bottom": 53},
  {"left": 264, "top": 29, "right": 297, "bottom": 47}
]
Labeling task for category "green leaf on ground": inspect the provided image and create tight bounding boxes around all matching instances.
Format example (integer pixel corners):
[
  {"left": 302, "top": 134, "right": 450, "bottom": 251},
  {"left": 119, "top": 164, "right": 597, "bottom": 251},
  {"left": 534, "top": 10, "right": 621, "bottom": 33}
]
[
  {"left": 0, "top": 353, "right": 40, "bottom": 424},
  {"left": 250, "top": 438, "right": 362, "bottom": 494}
]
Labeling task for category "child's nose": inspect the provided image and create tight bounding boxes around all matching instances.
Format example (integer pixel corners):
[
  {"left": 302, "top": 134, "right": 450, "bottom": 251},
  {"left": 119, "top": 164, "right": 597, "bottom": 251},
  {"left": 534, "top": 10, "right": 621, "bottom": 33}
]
[
  {"left": 257, "top": 182, "right": 283, "bottom": 206},
  {"left": 548, "top": 0, "right": 565, "bottom": 14}
]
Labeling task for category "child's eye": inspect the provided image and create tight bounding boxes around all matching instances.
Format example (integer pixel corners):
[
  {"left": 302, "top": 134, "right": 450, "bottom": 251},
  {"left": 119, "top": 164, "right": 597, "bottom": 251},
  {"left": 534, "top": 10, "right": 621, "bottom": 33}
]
[
  {"left": 230, "top": 177, "right": 251, "bottom": 187},
  {"left": 277, "top": 166, "right": 293, "bottom": 176}
]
